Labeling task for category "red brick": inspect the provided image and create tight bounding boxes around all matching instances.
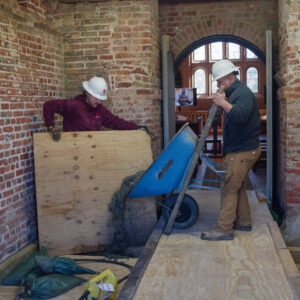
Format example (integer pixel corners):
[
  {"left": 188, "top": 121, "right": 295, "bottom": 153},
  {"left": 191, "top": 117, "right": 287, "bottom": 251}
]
[
  {"left": 117, "top": 83, "right": 133, "bottom": 88},
  {"left": 137, "top": 89, "right": 152, "bottom": 95}
]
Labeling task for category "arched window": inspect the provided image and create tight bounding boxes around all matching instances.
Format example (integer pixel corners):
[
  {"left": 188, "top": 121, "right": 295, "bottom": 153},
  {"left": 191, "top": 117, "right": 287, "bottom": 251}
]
[
  {"left": 246, "top": 67, "right": 258, "bottom": 93},
  {"left": 179, "top": 42, "right": 265, "bottom": 102},
  {"left": 228, "top": 43, "right": 240, "bottom": 60},
  {"left": 211, "top": 74, "right": 218, "bottom": 94},
  {"left": 246, "top": 49, "right": 258, "bottom": 59},
  {"left": 193, "top": 46, "right": 205, "bottom": 62},
  {"left": 194, "top": 68, "right": 206, "bottom": 94},
  {"left": 210, "top": 42, "right": 223, "bottom": 60}
]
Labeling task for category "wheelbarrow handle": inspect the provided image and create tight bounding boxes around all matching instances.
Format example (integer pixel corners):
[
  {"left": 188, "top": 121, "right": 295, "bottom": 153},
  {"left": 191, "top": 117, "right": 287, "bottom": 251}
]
[{"left": 164, "top": 103, "right": 219, "bottom": 234}]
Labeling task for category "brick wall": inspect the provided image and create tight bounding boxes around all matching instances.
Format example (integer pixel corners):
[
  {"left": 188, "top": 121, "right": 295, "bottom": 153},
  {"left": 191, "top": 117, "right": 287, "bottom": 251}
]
[
  {"left": 0, "top": 0, "right": 160, "bottom": 263},
  {"left": 276, "top": 0, "right": 300, "bottom": 210},
  {"left": 46, "top": 0, "right": 162, "bottom": 154},
  {"left": 159, "top": 0, "right": 278, "bottom": 67},
  {"left": 0, "top": 0, "right": 64, "bottom": 262},
  {"left": 2, "top": 0, "right": 299, "bottom": 263}
]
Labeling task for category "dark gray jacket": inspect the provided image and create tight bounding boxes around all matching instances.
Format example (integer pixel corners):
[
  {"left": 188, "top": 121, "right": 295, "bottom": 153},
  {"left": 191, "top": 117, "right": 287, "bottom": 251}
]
[{"left": 223, "top": 80, "right": 260, "bottom": 155}]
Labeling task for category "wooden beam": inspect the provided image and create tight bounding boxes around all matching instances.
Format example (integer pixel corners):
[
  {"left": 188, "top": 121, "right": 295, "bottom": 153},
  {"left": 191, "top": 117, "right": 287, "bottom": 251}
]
[
  {"left": 289, "top": 247, "right": 300, "bottom": 265},
  {"left": 0, "top": 243, "right": 37, "bottom": 280},
  {"left": 117, "top": 217, "right": 166, "bottom": 300}
]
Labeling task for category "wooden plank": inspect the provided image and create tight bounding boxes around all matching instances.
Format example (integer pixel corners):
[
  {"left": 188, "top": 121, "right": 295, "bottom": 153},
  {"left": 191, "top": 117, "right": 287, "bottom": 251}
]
[
  {"left": 287, "top": 277, "right": 300, "bottom": 300},
  {"left": 268, "top": 220, "right": 287, "bottom": 250},
  {"left": 0, "top": 255, "right": 137, "bottom": 300},
  {"left": 0, "top": 243, "right": 37, "bottom": 281},
  {"left": 278, "top": 249, "right": 300, "bottom": 278},
  {"left": 268, "top": 218, "right": 300, "bottom": 300},
  {"left": 117, "top": 217, "right": 166, "bottom": 300},
  {"left": 256, "top": 190, "right": 266, "bottom": 202},
  {"left": 33, "top": 131, "right": 155, "bottom": 255},
  {"left": 133, "top": 190, "right": 296, "bottom": 300},
  {"left": 289, "top": 247, "right": 300, "bottom": 264},
  {"left": 246, "top": 190, "right": 272, "bottom": 224}
]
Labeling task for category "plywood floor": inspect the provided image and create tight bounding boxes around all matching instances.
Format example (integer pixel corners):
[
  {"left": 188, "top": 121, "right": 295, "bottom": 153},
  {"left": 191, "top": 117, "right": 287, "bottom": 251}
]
[{"left": 133, "top": 190, "right": 296, "bottom": 300}]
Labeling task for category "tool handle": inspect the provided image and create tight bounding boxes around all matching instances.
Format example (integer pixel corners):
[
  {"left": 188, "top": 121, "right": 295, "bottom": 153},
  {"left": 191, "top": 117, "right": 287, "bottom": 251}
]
[
  {"left": 217, "top": 85, "right": 225, "bottom": 94},
  {"left": 78, "top": 290, "right": 89, "bottom": 300},
  {"left": 164, "top": 85, "right": 226, "bottom": 234},
  {"left": 215, "top": 85, "right": 225, "bottom": 116}
]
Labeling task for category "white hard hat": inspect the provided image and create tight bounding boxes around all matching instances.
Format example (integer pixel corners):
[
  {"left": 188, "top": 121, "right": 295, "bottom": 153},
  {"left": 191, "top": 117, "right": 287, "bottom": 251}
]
[
  {"left": 82, "top": 76, "right": 108, "bottom": 100},
  {"left": 212, "top": 60, "right": 239, "bottom": 81}
]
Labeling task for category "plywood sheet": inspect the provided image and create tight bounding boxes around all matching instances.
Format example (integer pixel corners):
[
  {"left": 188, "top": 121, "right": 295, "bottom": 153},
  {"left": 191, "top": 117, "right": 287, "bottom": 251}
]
[
  {"left": 133, "top": 190, "right": 295, "bottom": 300},
  {"left": 33, "top": 131, "right": 155, "bottom": 255},
  {"left": 0, "top": 255, "right": 137, "bottom": 300}
]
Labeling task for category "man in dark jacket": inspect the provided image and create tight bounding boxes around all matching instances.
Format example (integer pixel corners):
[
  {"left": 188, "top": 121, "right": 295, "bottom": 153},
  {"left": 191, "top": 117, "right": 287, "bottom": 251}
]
[
  {"left": 43, "top": 76, "right": 145, "bottom": 141},
  {"left": 201, "top": 60, "right": 261, "bottom": 241}
]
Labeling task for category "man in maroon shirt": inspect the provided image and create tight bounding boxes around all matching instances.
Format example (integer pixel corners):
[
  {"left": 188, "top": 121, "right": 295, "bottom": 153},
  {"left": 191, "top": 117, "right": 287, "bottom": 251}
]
[{"left": 43, "top": 76, "right": 146, "bottom": 141}]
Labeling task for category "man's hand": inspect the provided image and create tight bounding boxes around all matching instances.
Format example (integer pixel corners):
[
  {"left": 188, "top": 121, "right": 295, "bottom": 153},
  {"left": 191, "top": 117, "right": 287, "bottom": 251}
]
[
  {"left": 213, "top": 92, "right": 226, "bottom": 106},
  {"left": 138, "top": 125, "right": 150, "bottom": 136},
  {"left": 48, "top": 126, "right": 61, "bottom": 141},
  {"left": 213, "top": 92, "right": 232, "bottom": 113}
]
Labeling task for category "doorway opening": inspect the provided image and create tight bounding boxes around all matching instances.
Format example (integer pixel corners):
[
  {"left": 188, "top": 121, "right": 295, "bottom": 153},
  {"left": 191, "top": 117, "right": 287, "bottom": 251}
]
[{"left": 174, "top": 35, "right": 267, "bottom": 193}]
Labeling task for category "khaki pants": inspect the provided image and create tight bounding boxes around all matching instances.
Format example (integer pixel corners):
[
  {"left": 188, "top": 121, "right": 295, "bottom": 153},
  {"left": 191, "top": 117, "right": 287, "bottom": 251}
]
[{"left": 217, "top": 146, "right": 261, "bottom": 231}]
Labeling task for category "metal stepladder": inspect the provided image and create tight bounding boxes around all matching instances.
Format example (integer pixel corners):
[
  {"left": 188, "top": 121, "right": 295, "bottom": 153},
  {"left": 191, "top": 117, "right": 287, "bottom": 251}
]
[{"left": 188, "top": 153, "right": 228, "bottom": 191}]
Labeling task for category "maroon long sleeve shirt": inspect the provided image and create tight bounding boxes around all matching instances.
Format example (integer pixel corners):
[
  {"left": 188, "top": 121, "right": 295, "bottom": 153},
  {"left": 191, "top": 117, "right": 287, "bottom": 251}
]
[{"left": 43, "top": 94, "right": 138, "bottom": 131}]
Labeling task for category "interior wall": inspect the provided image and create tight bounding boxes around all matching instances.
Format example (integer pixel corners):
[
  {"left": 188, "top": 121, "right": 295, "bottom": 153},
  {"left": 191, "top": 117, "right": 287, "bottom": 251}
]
[
  {"left": 276, "top": 0, "right": 300, "bottom": 211},
  {"left": 46, "top": 0, "right": 161, "bottom": 154},
  {"left": 159, "top": 0, "right": 279, "bottom": 69},
  {"left": 0, "top": 0, "right": 64, "bottom": 262},
  {"left": 0, "top": 0, "right": 161, "bottom": 263}
]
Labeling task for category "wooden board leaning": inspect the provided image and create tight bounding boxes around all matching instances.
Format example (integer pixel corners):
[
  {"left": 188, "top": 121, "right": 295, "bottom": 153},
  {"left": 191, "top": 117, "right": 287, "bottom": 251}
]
[{"left": 33, "top": 130, "right": 156, "bottom": 255}]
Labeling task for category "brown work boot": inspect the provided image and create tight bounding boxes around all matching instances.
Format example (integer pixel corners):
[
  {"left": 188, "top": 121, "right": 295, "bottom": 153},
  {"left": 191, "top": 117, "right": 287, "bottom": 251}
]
[{"left": 201, "top": 228, "right": 234, "bottom": 241}]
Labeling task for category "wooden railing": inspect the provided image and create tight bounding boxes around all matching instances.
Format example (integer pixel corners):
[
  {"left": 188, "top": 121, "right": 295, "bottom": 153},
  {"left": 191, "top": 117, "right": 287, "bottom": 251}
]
[
  {"left": 176, "top": 109, "right": 267, "bottom": 135},
  {"left": 176, "top": 110, "right": 223, "bottom": 135}
]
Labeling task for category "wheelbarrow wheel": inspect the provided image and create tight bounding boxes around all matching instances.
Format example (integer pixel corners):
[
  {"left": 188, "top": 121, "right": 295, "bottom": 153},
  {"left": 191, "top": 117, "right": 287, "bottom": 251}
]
[{"left": 162, "top": 193, "right": 199, "bottom": 229}]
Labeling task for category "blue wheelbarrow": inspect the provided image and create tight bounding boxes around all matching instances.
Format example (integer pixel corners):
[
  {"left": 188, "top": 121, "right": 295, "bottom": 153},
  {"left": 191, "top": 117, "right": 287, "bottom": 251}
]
[
  {"left": 129, "top": 103, "right": 229, "bottom": 233},
  {"left": 128, "top": 124, "right": 202, "bottom": 230}
]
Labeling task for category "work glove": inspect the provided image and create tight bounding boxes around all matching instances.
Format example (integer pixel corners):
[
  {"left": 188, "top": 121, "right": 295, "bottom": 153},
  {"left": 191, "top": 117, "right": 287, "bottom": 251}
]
[
  {"left": 138, "top": 125, "right": 150, "bottom": 136},
  {"left": 48, "top": 126, "right": 61, "bottom": 141}
]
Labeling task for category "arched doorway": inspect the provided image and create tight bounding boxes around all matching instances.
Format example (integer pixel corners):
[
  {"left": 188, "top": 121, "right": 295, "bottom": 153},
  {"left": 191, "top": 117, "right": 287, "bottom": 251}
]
[
  {"left": 174, "top": 35, "right": 266, "bottom": 69},
  {"left": 173, "top": 34, "right": 267, "bottom": 194}
]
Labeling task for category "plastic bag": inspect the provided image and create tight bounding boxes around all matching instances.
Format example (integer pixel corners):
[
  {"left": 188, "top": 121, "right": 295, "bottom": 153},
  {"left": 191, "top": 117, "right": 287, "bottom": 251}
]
[
  {"left": 20, "top": 274, "right": 86, "bottom": 299},
  {"left": 1, "top": 245, "right": 48, "bottom": 286},
  {"left": 85, "top": 269, "right": 118, "bottom": 300},
  {"left": 281, "top": 206, "right": 300, "bottom": 246},
  {"left": 35, "top": 256, "right": 96, "bottom": 275},
  {"left": 23, "top": 267, "right": 45, "bottom": 290}
]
